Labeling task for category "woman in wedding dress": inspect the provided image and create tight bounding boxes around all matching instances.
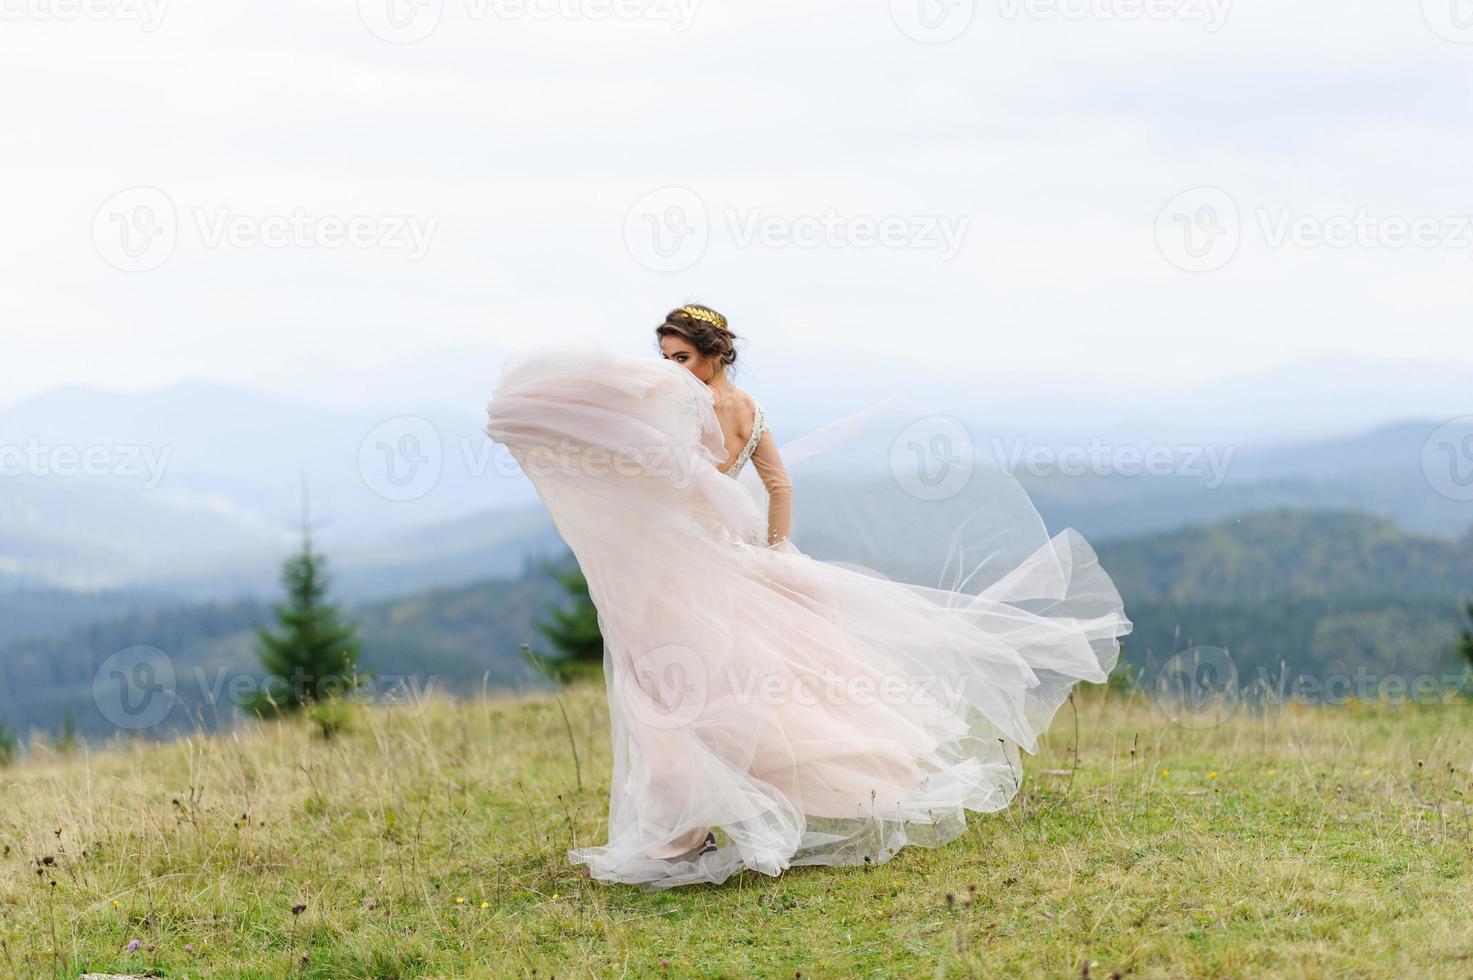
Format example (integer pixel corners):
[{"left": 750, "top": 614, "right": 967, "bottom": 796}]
[{"left": 484, "top": 304, "right": 1131, "bottom": 889}]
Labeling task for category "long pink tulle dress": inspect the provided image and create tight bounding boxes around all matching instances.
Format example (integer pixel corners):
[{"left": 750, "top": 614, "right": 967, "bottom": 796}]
[{"left": 484, "top": 349, "right": 1131, "bottom": 889}]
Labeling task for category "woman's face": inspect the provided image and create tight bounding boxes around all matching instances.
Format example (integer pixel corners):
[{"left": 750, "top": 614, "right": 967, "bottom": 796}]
[{"left": 660, "top": 335, "right": 719, "bottom": 383}]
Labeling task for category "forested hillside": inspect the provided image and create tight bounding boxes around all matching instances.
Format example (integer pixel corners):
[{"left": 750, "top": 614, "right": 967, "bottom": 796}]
[
  {"left": 3, "top": 510, "right": 1469, "bottom": 742},
  {"left": 1098, "top": 511, "right": 1472, "bottom": 686},
  {"left": 0, "top": 568, "right": 566, "bottom": 740}
]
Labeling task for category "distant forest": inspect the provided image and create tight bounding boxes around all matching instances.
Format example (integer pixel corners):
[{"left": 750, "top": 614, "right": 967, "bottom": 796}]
[{"left": 2, "top": 510, "right": 1469, "bottom": 741}]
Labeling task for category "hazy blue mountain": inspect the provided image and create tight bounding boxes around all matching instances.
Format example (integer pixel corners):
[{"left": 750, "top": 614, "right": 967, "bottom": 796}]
[{"left": 1, "top": 367, "right": 1467, "bottom": 596}]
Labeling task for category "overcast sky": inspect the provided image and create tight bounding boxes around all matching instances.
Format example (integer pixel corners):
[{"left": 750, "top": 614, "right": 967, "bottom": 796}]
[{"left": 2, "top": 0, "right": 1470, "bottom": 416}]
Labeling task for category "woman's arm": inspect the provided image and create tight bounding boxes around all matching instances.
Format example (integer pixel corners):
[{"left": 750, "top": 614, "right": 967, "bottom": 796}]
[{"left": 749, "top": 429, "right": 792, "bottom": 545}]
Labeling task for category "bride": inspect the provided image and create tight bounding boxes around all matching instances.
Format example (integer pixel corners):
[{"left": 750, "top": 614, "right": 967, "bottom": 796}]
[{"left": 484, "top": 304, "right": 1131, "bottom": 889}]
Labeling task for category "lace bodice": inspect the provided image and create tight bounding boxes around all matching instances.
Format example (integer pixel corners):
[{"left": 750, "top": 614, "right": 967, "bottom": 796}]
[{"left": 722, "top": 403, "right": 768, "bottom": 478}]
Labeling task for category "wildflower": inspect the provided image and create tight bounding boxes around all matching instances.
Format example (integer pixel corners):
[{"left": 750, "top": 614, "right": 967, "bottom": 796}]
[
  {"left": 126, "top": 939, "right": 140, "bottom": 953},
  {"left": 111, "top": 900, "right": 120, "bottom": 909},
  {"left": 1160, "top": 769, "right": 1169, "bottom": 777},
  {"left": 551, "top": 893, "right": 560, "bottom": 900},
  {"left": 455, "top": 897, "right": 465, "bottom": 905},
  {"left": 1208, "top": 771, "right": 1218, "bottom": 780},
  {"left": 185, "top": 944, "right": 195, "bottom": 954}
]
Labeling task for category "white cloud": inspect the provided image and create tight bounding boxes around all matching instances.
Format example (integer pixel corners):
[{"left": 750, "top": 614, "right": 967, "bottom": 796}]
[{"left": 1, "top": 0, "right": 1469, "bottom": 412}]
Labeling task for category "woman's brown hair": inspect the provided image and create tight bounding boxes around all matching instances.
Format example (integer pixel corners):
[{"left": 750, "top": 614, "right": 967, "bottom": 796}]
[{"left": 655, "top": 304, "right": 737, "bottom": 369}]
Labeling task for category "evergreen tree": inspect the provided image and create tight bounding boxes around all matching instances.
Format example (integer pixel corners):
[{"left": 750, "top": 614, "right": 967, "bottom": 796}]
[
  {"left": 531, "top": 560, "right": 603, "bottom": 684},
  {"left": 247, "top": 484, "right": 362, "bottom": 715}
]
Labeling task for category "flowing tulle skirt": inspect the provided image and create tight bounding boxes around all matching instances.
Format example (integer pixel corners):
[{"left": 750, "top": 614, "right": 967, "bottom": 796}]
[{"left": 485, "top": 349, "right": 1131, "bottom": 889}]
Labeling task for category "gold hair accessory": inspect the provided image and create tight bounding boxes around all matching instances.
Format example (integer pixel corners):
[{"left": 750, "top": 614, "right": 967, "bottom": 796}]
[{"left": 681, "top": 305, "right": 728, "bottom": 332}]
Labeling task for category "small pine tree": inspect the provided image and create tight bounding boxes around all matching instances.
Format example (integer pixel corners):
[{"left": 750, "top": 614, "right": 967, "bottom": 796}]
[
  {"left": 531, "top": 560, "right": 604, "bottom": 684},
  {"left": 247, "top": 483, "right": 362, "bottom": 716}
]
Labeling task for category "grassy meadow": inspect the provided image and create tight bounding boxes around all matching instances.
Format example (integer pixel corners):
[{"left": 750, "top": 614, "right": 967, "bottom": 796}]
[{"left": 2, "top": 684, "right": 1471, "bottom": 978}]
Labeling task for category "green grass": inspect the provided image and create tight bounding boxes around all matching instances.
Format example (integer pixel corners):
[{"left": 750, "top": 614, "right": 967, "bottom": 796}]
[{"left": 2, "top": 686, "right": 1472, "bottom": 978}]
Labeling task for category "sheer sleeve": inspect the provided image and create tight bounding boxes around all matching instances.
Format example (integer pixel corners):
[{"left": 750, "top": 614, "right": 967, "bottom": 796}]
[{"left": 749, "top": 427, "right": 792, "bottom": 545}]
